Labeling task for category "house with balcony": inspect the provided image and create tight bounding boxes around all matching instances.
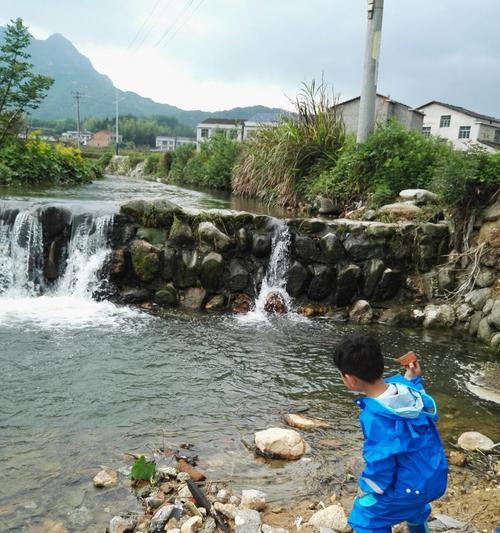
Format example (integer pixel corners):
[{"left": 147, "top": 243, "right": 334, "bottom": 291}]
[
  {"left": 155, "top": 136, "right": 196, "bottom": 151},
  {"left": 417, "top": 101, "right": 500, "bottom": 151},
  {"left": 196, "top": 118, "right": 244, "bottom": 144},
  {"left": 61, "top": 130, "right": 93, "bottom": 146}
]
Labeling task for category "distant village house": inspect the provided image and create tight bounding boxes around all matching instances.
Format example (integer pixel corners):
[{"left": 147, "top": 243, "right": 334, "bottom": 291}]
[
  {"left": 417, "top": 101, "right": 500, "bottom": 152},
  {"left": 61, "top": 130, "right": 93, "bottom": 146},
  {"left": 335, "top": 94, "right": 424, "bottom": 133},
  {"left": 155, "top": 136, "right": 196, "bottom": 151},
  {"left": 87, "top": 130, "right": 122, "bottom": 148}
]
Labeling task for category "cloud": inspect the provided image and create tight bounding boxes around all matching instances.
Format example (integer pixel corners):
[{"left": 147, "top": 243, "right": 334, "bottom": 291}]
[{"left": 1, "top": 0, "right": 499, "bottom": 115}]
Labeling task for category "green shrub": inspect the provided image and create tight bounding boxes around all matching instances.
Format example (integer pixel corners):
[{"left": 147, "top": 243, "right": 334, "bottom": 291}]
[
  {"left": 98, "top": 151, "right": 113, "bottom": 170},
  {"left": 306, "top": 120, "right": 454, "bottom": 208},
  {"left": 232, "top": 80, "right": 346, "bottom": 206},
  {"left": 0, "top": 136, "right": 102, "bottom": 186},
  {"left": 169, "top": 144, "right": 196, "bottom": 181},
  {"left": 144, "top": 153, "right": 160, "bottom": 175},
  {"left": 431, "top": 146, "right": 500, "bottom": 208},
  {"left": 159, "top": 150, "right": 173, "bottom": 176}
]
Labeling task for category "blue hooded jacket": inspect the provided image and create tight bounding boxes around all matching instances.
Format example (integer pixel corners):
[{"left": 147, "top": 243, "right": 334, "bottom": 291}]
[{"left": 354, "top": 375, "right": 448, "bottom": 507}]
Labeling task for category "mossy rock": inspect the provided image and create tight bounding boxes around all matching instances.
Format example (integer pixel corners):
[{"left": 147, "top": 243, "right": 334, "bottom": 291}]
[
  {"left": 169, "top": 216, "right": 194, "bottom": 245},
  {"left": 155, "top": 283, "right": 178, "bottom": 307},
  {"left": 136, "top": 227, "right": 167, "bottom": 245},
  {"left": 199, "top": 252, "right": 224, "bottom": 292},
  {"left": 121, "top": 199, "right": 181, "bottom": 228},
  {"left": 130, "top": 239, "right": 161, "bottom": 282}
]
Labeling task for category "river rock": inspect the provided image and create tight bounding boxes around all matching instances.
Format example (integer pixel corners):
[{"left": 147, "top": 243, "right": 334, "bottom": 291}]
[
  {"left": 150, "top": 505, "right": 178, "bottom": 532},
  {"left": 465, "top": 288, "right": 492, "bottom": 310},
  {"left": 286, "top": 260, "right": 310, "bottom": 297},
  {"left": 456, "top": 303, "right": 474, "bottom": 322},
  {"left": 399, "top": 189, "right": 438, "bottom": 204},
  {"left": 252, "top": 233, "right": 272, "bottom": 258},
  {"left": 254, "top": 427, "right": 307, "bottom": 460},
  {"left": 483, "top": 298, "right": 494, "bottom": 315},
  {"left": 38, "top": 519, "right": 68, "bottom": 533},
  {"left": 198, "top": 222, "right": 232, "bottom": 252},
  {"left": 488, "top": 299, "right": 500, "bottom": 329},
  {"left": 200, "top": 252, "right": 223, "bottom": 292},
  {"left": 235, "top": 509, "right": 261, "bottom": 533},
  {"left": 468, "top": 311, "right": 483, "bottom": 336},
  {"left": 110, "top": 248, "right": 126, "bottom": 278},
  {"left": 213, "top": 502, "right": 238, "bottom": 519},
  {"left": 163, "top": 247, "right": 178, "bottom": 281},
  {"left": 298, "top": 303, "right": 327, "bottom": 317},
  {"left": 378, "top": 202, "right": 422, "bottom": 220},
  {"left": 205, "top": 294, "right": 226, "bottom": 311},
  {"left": 109, "top": 516, "right": 137, "bottom": 533},
  {"left": 349, "top": 300, "right": 373, "bottom": 324},
  {"left": 175, "top": 249, "right": 198, "bottom": 288},
  {"left": 372, "top": 268, "right": 403, "bottom": 300},
  {"left": 477, "top": 317, "right": 493, "bottom": 342},
  {"left": 320, "top": 233, "right": 346, "bottom": 263},
  {"left": 318, "top": 197, "right": 340, "bottom": 215},
  {"left": 181, "top": 288, "right": 206, "bottom": 311},
  {"left": 308, "top": 265, "right": 334, "bottom": 301},
  {"left": 448, "top": 451, "right": 466, "bottom": 467},
  {"left": 181, "top": 516, "right": 202, "bottom": 533},
  {"left": 264, "top": 291, "right": 287, "bottom": 314},
  {"left": 236, "top": 227, "right": 250, "bottom": 251},
  {"left": 120, "top": 288, "right": 150, "bottom": 303},
  {"left": 240, "top": 489, "right": 266, "bottom": 511},
  {"left": 423, "top": 304, "right": 455, "bottom": 328},
  {"left": 283, "top": 413, "right": 330, "bottom": 430},
  {"left": 295, "top": 236, "right": 321, "bottom": 262},
  {"left": 137, "top": 227, "right": 167, "bottom": 245},
  {"left": 476, "top": 269, "right": 496, "bottom": 288},
  {"left": 231, "top": 293, "right": 252, "bottom": 314},
  {"left": 362, "top": 259, "right": 385, "bottom": 299},
  {"left": 437, "top": 266, "right": 455, "bottom": 292},
  {"left": 478, "top": 220, "right": 500, "bottom": 248},
  {"left": 335, "top": 264, "right": 361, "bottom": 306},
  {"left": 93, "top": 468, "right": 118, "bottom": 488},
  {"left": 457, "top": 431, "right": 495, "bottom": 451},
  {"left": 262, "top": 525, "right": 288, "bottom": 533},
  {"left": 155, "top": 284, "right": 178, "bottom": 307},
  {"left": 490, "top": 332, "right": 500, "bottom": 351},
  {"left": 130, "top": 239, "right": 161, "bottom": 282},
  {"left": 228, "top": 259, "right": 249, "bottom": 291},
  {"left": 169, "top": 218, "right": 194, "bottom": 245},
  {"left": 308, "top": 505, "right": 348, "bottom": 532},
  {"left": 344, "top": 234, "right": 383, "bottom": 261}
]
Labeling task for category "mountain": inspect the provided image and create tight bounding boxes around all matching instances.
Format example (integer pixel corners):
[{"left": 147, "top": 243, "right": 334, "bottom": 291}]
[{"left": 0, "top": 27, "right": 282, "bottom": 127}]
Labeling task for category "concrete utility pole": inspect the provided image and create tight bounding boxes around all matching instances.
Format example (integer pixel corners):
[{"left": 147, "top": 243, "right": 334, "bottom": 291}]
[
  {"left": 357, "top": 0, "right": 384, "bottom": 143},
  {"left": 114, "top": 94, "right": 125, "bottom": 155},
  {"left": 72, "top": 91, "right": 83, "bottom": 149}
]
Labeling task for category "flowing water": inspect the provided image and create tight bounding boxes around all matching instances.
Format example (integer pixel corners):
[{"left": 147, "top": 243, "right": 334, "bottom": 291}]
[{"left": 0, "top": 176, "right": 499, "bottom": 532}]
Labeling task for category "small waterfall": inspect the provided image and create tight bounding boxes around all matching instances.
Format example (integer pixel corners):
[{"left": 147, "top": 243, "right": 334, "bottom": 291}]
[
  {"left": 254, "top": 221, "right": 293, "bottom": 314},
  {"left": 0, "top": 211, "right": 45, "bottom": 297},
  {"left": 0, "top": 207, "right": 113, "bottom": 300}
]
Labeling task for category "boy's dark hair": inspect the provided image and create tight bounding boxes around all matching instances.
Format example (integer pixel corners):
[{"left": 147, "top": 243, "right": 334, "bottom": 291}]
[{"left": 333, "top": 333, "right": 384, "bottom": 383}]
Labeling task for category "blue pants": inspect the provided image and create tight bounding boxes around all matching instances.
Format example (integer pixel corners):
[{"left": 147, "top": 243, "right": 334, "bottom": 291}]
[{"left": 349, "top": 494, "right": 431, "bottom": 533}]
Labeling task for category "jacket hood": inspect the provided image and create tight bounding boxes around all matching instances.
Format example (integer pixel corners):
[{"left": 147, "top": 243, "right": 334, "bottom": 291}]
[{"left": 355, "top": 375, "right": 437, "bottom": 420}]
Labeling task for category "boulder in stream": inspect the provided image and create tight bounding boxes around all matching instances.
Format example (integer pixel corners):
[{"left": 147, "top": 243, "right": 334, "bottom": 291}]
[
  {"left": 240, "top": 489, "right": 267, "bottom": 511},
  {"left": 457, "top": 431, "right": 495, "bottom": 452},
  {"left": 254, "top": 427, "right": 307, "bottom": 460},
  {"left": 283, "top": 413, "right": 330, "bottom": 430},
  {"left": 93, "top": 468, "right": 118, "bottom": 488},
  {"left": 308, "top": 505, "right": 349, "bottom": 532},
  {"left": 263, "top": 291, "right": 287, "bottom": 314}
]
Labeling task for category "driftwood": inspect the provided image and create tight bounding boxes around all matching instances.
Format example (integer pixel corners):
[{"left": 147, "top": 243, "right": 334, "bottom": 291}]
[{"left": 187, "top": 478, "right": 232, "bottom": 533}]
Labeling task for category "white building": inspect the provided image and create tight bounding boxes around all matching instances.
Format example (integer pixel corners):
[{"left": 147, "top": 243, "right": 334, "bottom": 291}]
[
  {"left": 335, "top": 94, "right": 424, "bottom": 134},
  {"left": 242, "top": 112, "right": 284, "bottom": 139},
  {"left": 155, "top": 136, "right": 196, "bottom": 151},
  {"left": 61, "top": 130, "right": 93, "bottom": 146},
  {"left": 417, "top": 101, "right": 500, "bottom": 151},
  {"left": 196, "top": 118, "right": 244, "bottom": 144}
]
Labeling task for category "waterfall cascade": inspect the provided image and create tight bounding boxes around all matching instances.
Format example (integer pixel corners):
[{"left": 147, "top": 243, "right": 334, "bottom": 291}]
[{"left": 0, "top": 207, "right": 113, "bottom": 300}]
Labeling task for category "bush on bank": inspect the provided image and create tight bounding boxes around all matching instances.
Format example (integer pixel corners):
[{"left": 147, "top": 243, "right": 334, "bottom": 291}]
[
  {"left": 0, "top": 136, "right": 103, "bottom": 186},
  {"left": 169, "top": 134, "right": 239, "bottom": 190}
]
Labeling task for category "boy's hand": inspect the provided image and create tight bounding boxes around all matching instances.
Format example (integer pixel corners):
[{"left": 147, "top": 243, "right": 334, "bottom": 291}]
[{"left": 404, "top": 360, "right": 422, "bottom": 380}]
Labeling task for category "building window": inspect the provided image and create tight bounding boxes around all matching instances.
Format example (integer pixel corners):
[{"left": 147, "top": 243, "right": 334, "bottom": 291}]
[
  {"left": 422, "top": 126, "right": 431, "bottom": 137},
  {"left": 201, "top": 128, "right": 209, "bottom": 138},
  {"left": 494, "top": 129, "right": 500, "bottom": 144},
  {"left": 439, "top": 115, "right": 451, "bottom": 128},
  {"left": 458, "top": 126, "right": 471, "bottom": 139}
]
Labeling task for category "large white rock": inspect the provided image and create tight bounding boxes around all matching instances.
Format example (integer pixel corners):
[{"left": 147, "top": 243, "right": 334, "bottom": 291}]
[
  {"left": 377, "top": 202, "right": 422, "bottom": 220},
  {"left": 308, "top": 505, "right": 349, "bottom": 532},
  {"left": 399, "top": 189, "right": 438, "bottom": 204},
  {"left": 254, "top": 427, "right": 307, "bottom": 460},
  {"left": 93, "top": 468, "right": 118, "bottom": 488},
  {"left": 283, "top": 413, "right": 330, "bottom": 430},
  {"left": 235, "top": 509, "right": 261, "bottom": 533},
  {"left": 240, "top": 489, "right": 267, "bottom": 511},
  {"left": 423, "top": 304, "right": 455, "bottom": 328},
  {"left": 457, "top": 431, "right": 495, "bottom": 452},
  {"left": 213, "top": 502, "right": 238, "bottom": 520}
]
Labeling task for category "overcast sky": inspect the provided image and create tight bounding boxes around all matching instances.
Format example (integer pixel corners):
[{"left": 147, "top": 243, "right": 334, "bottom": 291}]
[{"left": 1, "top": 1, "right": 499, "bottom": 115}]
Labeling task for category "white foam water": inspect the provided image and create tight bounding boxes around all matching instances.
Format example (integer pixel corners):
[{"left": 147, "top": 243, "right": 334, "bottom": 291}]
[{"left": 0, "top": 208, "right": 145, "bottom": 330}]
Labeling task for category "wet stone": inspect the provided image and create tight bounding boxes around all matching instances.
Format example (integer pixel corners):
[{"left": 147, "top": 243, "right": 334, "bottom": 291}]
[
  {"left": 235, "top": 509, "right": 261, "bottom": 533},
  {"left": 294, "top": 235, "right": 321, "bottom": 262},
  {"left": 286, "top": 260, "right": 310, "bottom": 297},
  {"left": 307, "top": 265, "right": 334, "bottom": 301}
]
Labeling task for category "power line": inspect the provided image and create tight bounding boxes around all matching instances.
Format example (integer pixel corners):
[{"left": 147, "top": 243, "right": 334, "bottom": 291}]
[
  {"left": 132, "top": 0, "right": 177, "bottom": 52},
  {"left": 155, "top": 0, "right": 196, "bottom": 48},
  {"left": 127, "top": 0, "right": 163, "bottom": 51},
  {"left": 159, "top": 0, "right": 206, "bottom": 49}
]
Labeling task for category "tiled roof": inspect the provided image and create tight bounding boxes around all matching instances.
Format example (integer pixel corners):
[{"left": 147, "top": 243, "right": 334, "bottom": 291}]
[
  {"left": 417, "top": 101, "right": 500, "bottom": 123},
  {"left": 200, "top": 118, "right": 243, "bottom": 125}
]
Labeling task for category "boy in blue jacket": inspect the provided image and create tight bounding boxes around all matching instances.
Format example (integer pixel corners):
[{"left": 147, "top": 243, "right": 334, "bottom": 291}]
[{"left": 333, "top": 333, "right": 448, "bottom": 533}]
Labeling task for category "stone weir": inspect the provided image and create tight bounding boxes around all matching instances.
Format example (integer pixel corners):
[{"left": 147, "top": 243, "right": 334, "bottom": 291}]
[{"left": 108, "top": 199, "right": 450, "bottom": 314}]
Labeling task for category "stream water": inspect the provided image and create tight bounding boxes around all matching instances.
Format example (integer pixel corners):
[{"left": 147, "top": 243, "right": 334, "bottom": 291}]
[{"left": 0, "top": 176, "right": 499, "bottom": 532}]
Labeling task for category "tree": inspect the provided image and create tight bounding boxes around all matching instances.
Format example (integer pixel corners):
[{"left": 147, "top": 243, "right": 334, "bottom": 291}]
[{"left": 0, "top": 18, "right": 53, "bottom": 145}]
